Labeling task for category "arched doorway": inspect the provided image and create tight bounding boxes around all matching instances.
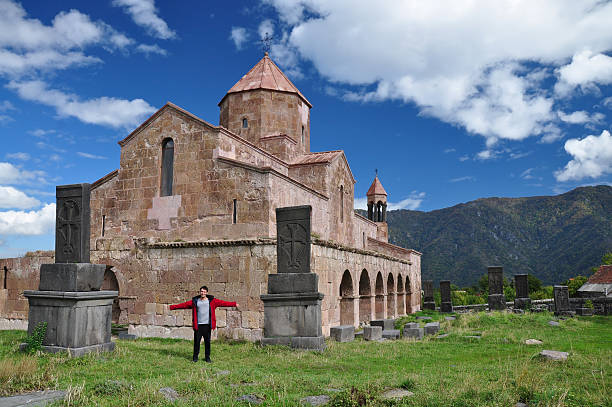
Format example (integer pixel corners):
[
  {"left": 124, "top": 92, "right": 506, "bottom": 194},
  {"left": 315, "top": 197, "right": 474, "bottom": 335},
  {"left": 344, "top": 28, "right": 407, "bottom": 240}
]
[
  {"left": 397, "top": 275, "right": 405, "bottom": 315},
  {"left": 375, "top": 272, "right": 384, "bottom": 319},
  {"left": 387, "top": 273, "right": 395, "bottom": 318},
  {"left": 405, "top": 276, "right": 412, "bottom": 314},
  {"left": 339, "top": 270, "right": 354, "bottom": 326},
  {"left": 102, "top": 266, "right": 120, "bottom": 323},
  {"left": 358, "top": 269, "right": 371, "bottom": 324}
]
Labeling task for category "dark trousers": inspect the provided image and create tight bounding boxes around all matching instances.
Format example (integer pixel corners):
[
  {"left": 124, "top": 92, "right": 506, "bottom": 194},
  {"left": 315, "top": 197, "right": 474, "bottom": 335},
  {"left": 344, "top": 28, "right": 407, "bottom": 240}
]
[{"left": 193, "top": 324, "right": 211, "bottom": 361}]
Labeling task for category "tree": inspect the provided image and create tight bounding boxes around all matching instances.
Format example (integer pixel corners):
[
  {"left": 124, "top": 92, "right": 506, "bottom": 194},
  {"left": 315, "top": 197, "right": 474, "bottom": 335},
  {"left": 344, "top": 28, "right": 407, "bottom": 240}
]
[
  {"left": 527, "top": 274, "right": 542, "bottom": 293},
  {"left": 561, "top": 276, "right": 588, "bottom": 297}
]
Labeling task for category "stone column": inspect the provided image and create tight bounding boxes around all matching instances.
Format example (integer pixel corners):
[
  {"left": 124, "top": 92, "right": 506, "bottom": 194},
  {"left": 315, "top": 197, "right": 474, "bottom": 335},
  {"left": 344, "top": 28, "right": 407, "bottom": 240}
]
[
  {"left": 440, "top": 280, "right": 453, "bottom": 312},
  {"left": 23, "top": 183, "right": 117, "bottom": 357},
  {"left": 261, "top": 206, "right": 325, "bottom": 350},
  {"left": 487, "top": 266, "right": 506, "bottom": 311},
  {"left": 423, "top": 280, "right": 436, "bottom": 310},
  {"left": 513, "top": 274, "right": 531, "bottom": 309},
  {"left": 553, "top": 285, "right": 573, "bottom": 316}
]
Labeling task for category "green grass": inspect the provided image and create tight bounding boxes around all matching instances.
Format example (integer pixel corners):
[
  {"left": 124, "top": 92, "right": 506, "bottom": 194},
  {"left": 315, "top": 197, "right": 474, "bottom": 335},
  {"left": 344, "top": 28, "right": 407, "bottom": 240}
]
[{"left": 1, "top": 312, "right": 610, "bottom": 406}]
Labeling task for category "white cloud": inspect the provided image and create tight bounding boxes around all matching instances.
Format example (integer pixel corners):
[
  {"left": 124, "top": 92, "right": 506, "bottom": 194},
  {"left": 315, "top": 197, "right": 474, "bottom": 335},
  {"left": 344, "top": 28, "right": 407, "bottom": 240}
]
[
  {"left": 557, "top": 110, "right": 605, "bottom": 126},
  {"left": 354, "top": 192, "right": 425, "bottom": 211},
  {"left": 555, "top": 50, "right": 612, "bottom": 96},
  {"left": 28, "top": 128, "right": 55, "bottom": 138},
  {"left": 230, "top": 27, "right": 249, "bottom": 50},
  {"left": 443, "top": 148, "right": 456, "bottom": 153},
  {"left": 262, "top": 0, "right": 612, "bottom": 147},
  {"left": 258, "top": 19, "right": 275, "bottom": 39},
  {"left": 136, "top": 43, "right": 167, "bottom": 56},
  {"left": 0, "top": 186, "right": 39, "bottom": 209},
  {"left": 0, "top": 1, "right": 132, "bottom": 76},
  {"left": 555, "top": 130, "right": 612, "bottom": 181},
  {"left": 0, "top": 203, "right": 55, "bottom": 235},
  {"left": 0, "top": 162, "right": 47, "bottom": 185},
  {"left": 0, "top": 100, "right": 15, "bottom": 111},
  {"left": 77, "top": 152, "right": 107, "bottom": 160},
  {"left": 458, "top": 155, "right": 470, "bottom": 162},
  {"left": 112, "top": 0, "right": 176, "bottom": 39},
  {"left": 520, "top": 168, "right": 535, "bottom": 180},
  {"left": 5, "top": 152, "right": 30, "bottom": 160},
  {"left": 449, "top": 176, "right": 475, "bottom": 183},
  {"left": 7, "top": 80, "right": 156, "bottom": 128}
]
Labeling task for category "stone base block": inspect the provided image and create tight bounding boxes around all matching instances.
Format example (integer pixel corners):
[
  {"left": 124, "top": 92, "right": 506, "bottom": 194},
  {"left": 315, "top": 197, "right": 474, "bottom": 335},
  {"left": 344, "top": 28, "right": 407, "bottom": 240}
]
[
  {"left": 488, "top": 294, "right": 507, "bottom": 311},
  {"left": 382, "top": 329, "right": 400, "bottom": 339},
  {"left": 423, "top": 301, "right": 436, "bottom": 310},
  {"left": 20, "top": 341, "right": 115, "bottom": 357},
  {"left": 514, "top": 297, "right": 531, "bottom": 309},
  {"left": 370, "top": 319, "right": 395, "bottom": 331},
  {"left": 403, "top": 327, "right": 424, "bottom": 340},
  {"left": 39, "top": 263, "right": 106, "bottom": 291},
  {"left": 266, "top": 273, "right": 319, "bottom": 294},
  {"left": 260, "top": 292, "right": 323, "bottom": 338},
  {"left": 424, "top": 322, "right": 440, "bottom": 335},
  {"left": 261, "top": 337, "right": 291, "bottom": 346},
  {"left": 291, "top": 336, "right": 325, "bottom": 351},
  {"left": 440, "top": 302, "right": 453, "bottom": 313},
  {"left": 576, "top": 308, "right": 593, "bottom": 316},
  {"left": 404, "top": 322, "right": 419, "bottom": 329},
  {"left": 554, "top": 310, "right": 575, "bottom": 317},
  {"left": 363, "top": 326, "right": 382, "bottom": 341},
  {"left": 330, "top": 325, "right": 355, "bottom": 342}
]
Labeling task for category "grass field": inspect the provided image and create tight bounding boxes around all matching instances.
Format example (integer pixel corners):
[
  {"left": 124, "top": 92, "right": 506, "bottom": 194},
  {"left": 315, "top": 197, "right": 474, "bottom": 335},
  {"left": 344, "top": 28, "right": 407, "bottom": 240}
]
[{"left": 0, "top": 311, "right": 610, "bottom": 406}]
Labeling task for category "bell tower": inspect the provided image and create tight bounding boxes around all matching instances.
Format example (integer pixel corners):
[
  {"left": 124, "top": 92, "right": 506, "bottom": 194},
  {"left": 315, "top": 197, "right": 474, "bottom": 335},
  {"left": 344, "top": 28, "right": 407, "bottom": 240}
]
[
  {"left": 219, "top": 53, "right": 312, "bottom": 161},
  {"left": 367, "top": 173, "right": 388, "bottom": 241}
]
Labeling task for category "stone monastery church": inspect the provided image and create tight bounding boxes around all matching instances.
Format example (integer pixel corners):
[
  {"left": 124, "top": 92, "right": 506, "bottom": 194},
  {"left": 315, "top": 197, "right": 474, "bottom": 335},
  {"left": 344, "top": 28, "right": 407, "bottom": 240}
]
[{"left": 0, "top": 54, "right": 421, "bottom": 340}]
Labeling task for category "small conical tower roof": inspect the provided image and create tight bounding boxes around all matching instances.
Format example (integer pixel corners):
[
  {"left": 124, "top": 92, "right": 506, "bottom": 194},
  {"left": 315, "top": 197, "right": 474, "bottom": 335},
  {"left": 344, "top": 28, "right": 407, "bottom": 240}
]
[
  {"left": 219, "top": 52, "right": 312, "bottom": 107},
  {"left": 367, "top": 175, "right": 387, "bottom": 197}
]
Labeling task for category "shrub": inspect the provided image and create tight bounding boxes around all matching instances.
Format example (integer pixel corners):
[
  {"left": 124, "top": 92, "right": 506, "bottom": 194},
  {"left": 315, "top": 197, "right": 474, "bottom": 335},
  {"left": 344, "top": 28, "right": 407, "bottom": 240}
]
[
  {"left": 23, "top": 322, "right": 47, "bottom": 354},
  {"left": 584, "top": 300, "right": 594, "bottom": 309},
  {"left": 329, "top": 386, "right": 377, "bottom": 407}
]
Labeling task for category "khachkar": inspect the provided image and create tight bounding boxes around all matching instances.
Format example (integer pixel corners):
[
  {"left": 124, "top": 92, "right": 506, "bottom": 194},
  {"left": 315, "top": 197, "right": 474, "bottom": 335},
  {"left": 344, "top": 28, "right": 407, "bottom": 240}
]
[
  {"left": 260, "top": 206, "right": 325, "bottom": 350},
  {"left": 488, "top": 266, "right": 506, "bottom": 311},
  {"left": 423, "top": 280, "right": 436, "bottom": 310},
  {"left": 439, "top": 280, "right": 453, "bottom": 312},
  {"left": 553, "top": 285, "right": 573, "bottom": 316},
  {"left": 23, "top": 184, "right": 118, "bottom": 357},
  {"left": 514, "top": 274, "right": 531, "bottom": 309}
]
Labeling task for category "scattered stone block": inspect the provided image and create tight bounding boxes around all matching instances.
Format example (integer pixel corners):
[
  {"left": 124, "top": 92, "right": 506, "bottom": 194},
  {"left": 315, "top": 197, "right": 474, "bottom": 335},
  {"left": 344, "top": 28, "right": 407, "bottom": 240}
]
[
  {"left": 330, "top": 325, "right": 355, "bottom": 342},
  {"left": 424, "top": 322, "right": 440, "bottom": 335},
  {"left": 159, "top": 387, "right": 179, "bottom": 402},
  {"left": 0, "top": 390, "right": 66, "bottom": 406},
  {"left": 381, "top": 389, "right": 414, "bottom": 400},
  {"left": 525, "top": 339, "right": 543, "bottom": 345},
  {"left": 404, "top": 322, "right": 419, "bottom": 329},
  {"left": 354, "top": 331, "right": 363, "bottom": 339},
  {"left": 444, "top": 316, "right": 456, "bottom": 321},
  {"left": 416, "top": 316, "right": 432, "bottom": 320},
  {"left": 516, "top": 403, "right": 528, "bottom": 407},
  {"left": 548, "top": 321, "right": 560, "bottom": 327},
  {"left": 540, "top": 350, "right": 569, "bottom": 361},
  {"left": 237, "top": 394, "right": 264, "bottom": 404},
  {"left": 216, "top": 370, "right": 231, "bottom": 376},
  {"left": 465, "top": 335, "right": 481, "bottom": 339},
  {"left": 300, "top": 395, "right": 330, "bottom": 406},
  {"left": 118, "top": 332, "right": 137, "bottom": 340},
  {"left": 382, "top": 329, "right": 400, "bottom": 339},
  {"left": 436, "top": 333, "right": 450, "bottom": 338},
  {"left": 403, "top": 327, "right": 424, "bottom": 340},
  {"left": 370, "top": 319, "right": 395, "bottom": 330},
  {"left": 576, "top": 308, "right": 593, "bottom": 316},
  {"left": 363, "top": 326, "right": 382, "bottom": 341}
]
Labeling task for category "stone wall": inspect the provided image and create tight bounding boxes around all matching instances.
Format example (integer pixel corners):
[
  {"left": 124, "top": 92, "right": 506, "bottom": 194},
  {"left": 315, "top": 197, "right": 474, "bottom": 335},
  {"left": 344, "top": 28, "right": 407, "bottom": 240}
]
[{"left": 0, "top": 251, "right": 54, "bottom": 324}]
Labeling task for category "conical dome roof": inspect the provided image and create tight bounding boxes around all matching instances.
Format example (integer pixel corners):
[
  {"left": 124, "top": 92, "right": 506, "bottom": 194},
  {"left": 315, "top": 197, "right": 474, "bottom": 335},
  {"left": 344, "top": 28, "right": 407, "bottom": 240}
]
[
  {"left": 367, "top": 176, "right": 387, "bottom": 196},
  {"left": 220, "top": 52, "right": 311, "bottom": 107}
]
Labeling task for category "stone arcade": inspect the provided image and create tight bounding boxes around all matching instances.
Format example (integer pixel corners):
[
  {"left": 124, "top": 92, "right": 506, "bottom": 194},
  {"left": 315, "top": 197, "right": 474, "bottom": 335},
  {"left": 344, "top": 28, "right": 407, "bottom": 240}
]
[{"left": 0, "top": 54, "right": 421, "bottom": 341}]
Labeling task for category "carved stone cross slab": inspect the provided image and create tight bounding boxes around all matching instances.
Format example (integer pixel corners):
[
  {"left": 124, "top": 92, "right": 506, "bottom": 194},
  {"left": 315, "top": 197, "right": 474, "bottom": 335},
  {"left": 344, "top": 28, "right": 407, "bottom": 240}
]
[
  {"left": 276, "top": 206, "right": 311, "bottom": 273},
  {"left": 55, "top": 184, "right": 91, "bottom": 263}
]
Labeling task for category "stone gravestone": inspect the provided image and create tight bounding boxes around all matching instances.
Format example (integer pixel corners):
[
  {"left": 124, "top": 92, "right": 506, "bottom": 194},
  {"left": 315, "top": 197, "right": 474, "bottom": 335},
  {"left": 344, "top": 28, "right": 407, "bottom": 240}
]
[
  {"left": 553, "top": 285, "right": 573, "bottom": 316},
  {"left": 487, "top": 266, "right": 506, "bottom": 311},
  {"left": 23, "top": 184, "right": 118, "bottom": 357},
  {"left": 440, "top": 280, "right": 453, "bottom": 312},
  {"left": 260, "top": 206, "right": 325, "bottom": 350},
  {"left": 423, "top": 280, "right": 436, "bottom": 310},
  {"left": 514, "top": 274, "right": 531, "bottom": 310}
]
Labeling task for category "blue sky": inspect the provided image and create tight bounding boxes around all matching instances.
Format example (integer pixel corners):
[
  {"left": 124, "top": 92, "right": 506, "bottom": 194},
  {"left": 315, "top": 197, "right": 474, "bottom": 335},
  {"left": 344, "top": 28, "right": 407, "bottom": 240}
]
[{"left": 1, "top": 0, "right": 611, "bottom": 257}]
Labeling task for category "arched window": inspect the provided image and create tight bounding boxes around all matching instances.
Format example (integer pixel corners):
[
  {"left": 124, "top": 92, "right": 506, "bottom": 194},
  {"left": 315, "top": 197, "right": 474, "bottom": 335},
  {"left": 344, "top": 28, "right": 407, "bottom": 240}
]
[
  {"left": 161, "top": 138, "right": 174, "bottom": 197},
  {"left": 301, "top": 125, "right": 305, "bottom": 144},
  {"left": 242, "top": 118, "right": 248, "bottom": 128},
  {"left": 340, "top": 185, "right": 344, "bottom": 223}
]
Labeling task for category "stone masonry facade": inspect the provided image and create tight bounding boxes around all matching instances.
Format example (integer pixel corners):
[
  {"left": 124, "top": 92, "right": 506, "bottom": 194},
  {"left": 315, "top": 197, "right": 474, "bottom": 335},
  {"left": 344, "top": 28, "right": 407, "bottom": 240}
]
[{"left": 0, "top": 54, "right": 421, "bottom": 340}]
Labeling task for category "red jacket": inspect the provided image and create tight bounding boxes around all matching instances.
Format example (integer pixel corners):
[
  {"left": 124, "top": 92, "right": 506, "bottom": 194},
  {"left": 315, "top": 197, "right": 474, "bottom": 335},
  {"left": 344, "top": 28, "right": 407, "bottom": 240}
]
[{"left": 170, "top": 295, "right": 236, "bottom": 330}]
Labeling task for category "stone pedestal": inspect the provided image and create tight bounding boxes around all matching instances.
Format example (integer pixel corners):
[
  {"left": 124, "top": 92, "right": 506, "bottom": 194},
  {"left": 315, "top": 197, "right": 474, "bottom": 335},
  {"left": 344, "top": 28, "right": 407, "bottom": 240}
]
[
  {"left": 363, "top": 326, "right": 382, "bottom": 341},
  {"left": 370, "top": 319, "right": 395, "bottom": 331},
  {"left": 514, "top": 297, "right": 532, "bottom": 309},
  {"left": 423, "top": 280, "right": 436, "bottom": 310},
  {"left": 330, "top": 325, "right": 354, "bottom": 342},
  {"left": 261, "top": 206, "right": 325, "bottom": 351},
  {"left": 403, "top": 327, "right": 424, "bottom": 340},
  {"left": 23, "top": 290, "right": 117, "bottom": 357},
  {"left": 488, "top": 267, "right": 506, "bottom": 311},
  {"left": 514, "top": 274, "right": 531, "bottom": 310}
]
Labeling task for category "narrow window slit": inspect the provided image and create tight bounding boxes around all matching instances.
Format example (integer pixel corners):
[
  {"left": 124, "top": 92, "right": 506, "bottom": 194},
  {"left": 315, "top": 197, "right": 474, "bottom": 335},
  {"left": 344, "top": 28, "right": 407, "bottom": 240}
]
[{"left": 232, "top": 199, "right": 237, "bottom": 224}]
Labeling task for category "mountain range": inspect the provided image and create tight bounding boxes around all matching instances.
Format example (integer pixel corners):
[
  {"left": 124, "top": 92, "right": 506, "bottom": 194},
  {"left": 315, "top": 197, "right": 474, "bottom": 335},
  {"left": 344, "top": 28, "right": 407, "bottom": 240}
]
[{"left": 377, "top": 185, "right": 612, "bottom": 286}]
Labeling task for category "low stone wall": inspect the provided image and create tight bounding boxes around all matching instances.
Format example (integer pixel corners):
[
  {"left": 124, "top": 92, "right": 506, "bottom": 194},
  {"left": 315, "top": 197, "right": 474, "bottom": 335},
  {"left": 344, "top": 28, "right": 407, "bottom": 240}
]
[{"left": 0, "top": 318, "right": 28, "bottom": 330}]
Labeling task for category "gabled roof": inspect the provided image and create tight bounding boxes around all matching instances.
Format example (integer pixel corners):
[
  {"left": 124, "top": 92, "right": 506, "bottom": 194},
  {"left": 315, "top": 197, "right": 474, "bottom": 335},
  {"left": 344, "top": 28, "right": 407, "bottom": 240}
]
[
  {"left": 290, "top": 150, "right": 356, "bottom": 183},
  {"left": 588, "top": 265, "right": 612, "bottom": 284},
  {"left": 367, "top": 176, "right": 387, "bottom": 196},
  {"left": 219, "top": 53, "right": 312, "bottom": 108}
]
